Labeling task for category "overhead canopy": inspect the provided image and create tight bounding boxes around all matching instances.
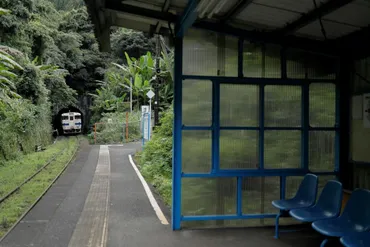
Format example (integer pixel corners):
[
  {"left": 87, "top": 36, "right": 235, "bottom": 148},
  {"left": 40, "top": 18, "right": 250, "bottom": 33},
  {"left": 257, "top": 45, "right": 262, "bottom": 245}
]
[{"left": 84, "top": 0, "right": 370, "bottom": 56}]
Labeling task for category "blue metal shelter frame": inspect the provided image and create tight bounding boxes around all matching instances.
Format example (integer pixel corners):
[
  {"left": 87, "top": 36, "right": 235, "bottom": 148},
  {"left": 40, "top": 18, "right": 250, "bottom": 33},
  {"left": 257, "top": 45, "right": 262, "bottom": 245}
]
[{"left": 172, "top": 1, "right": 341, "bottom": 231}]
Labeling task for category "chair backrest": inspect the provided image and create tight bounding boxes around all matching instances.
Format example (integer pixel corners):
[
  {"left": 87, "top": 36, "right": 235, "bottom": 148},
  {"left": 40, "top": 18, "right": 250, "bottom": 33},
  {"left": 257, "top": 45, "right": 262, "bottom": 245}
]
[
  {"left": 341, "top": 189, "right": 370, "bottom": 230},
  {"left": 293, "top": 174, "right": 318, "bottom": 205},
  {"left": 315, "top": 180, "right": 343, "bottom": 216}
]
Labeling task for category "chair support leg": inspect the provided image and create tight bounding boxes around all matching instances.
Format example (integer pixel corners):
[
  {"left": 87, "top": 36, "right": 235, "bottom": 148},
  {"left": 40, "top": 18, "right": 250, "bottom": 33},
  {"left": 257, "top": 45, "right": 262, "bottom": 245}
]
[
  {"left": 320, "top": 239, "right": 329, "bottom": 247},
  {"left": 274, "top": 212, "right": 282, "bottom": 239}
]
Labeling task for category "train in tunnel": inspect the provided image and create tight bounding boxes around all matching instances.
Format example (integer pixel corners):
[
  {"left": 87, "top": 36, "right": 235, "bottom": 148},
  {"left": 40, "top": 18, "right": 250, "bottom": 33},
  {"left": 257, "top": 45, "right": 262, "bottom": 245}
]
[{"left": 61, "top": 112, "right": 82, "bottom": 135}]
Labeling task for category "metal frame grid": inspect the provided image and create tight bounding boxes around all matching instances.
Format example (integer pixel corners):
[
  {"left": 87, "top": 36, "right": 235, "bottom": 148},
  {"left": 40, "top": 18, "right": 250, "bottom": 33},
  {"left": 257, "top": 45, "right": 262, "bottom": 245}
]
[{"left": 172, "top": 32, "right": 340, "bottom": 230}]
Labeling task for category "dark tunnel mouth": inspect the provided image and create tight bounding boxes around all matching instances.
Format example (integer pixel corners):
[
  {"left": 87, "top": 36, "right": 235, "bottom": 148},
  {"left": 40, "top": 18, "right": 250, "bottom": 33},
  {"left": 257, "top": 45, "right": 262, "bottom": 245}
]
[{"left": 53, "top": 106, "right": 84, "bottom": 135}]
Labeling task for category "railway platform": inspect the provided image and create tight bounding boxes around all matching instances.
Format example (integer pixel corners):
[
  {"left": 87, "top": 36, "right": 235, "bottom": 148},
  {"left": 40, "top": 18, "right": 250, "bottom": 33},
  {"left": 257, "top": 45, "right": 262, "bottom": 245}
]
[{"left": 0, "top": 141, "right": 325, "bottom": 247}]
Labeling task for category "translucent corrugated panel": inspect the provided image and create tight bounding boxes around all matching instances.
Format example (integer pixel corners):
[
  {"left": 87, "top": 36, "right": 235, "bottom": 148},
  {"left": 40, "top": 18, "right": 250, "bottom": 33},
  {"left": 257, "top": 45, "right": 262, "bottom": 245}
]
[
  {"left": 264, "top": 85, "right": 301, "bottom": 127},
  {"left": 309, "top": 131, "right": 335, "bottom": 172},
  {"left": 220, "top": 84, "right": 259, "bottom": 126},
  {"left": 220, "top": 130, "right": 258, "bottom": 169},
  {"left": 183, "top": 29, "right": 218, "bottom": 76},
  {"left": 353, "top": 165, "right": 370, "bottom": 190},
  {"left": 265, "top": 45, "right": 281, "bottom": 78},
  {"left": 242, "top": 177, "right": 280, "bottom": 214},
  {"left": 225, "top": 36, "right": 238, "bottom": 77},
  {"left": 264, "top": 131, "right": 301, "bottom": 169},
  {"left": 285, "top": 176, "right": 303, "bottom": 199},
  {"left": 183, "top": 29, "right": 238, "bottom": 76},
  {"left": 182, "top": 80, "right": 212, "bottom": 126},
  {"left": 182, "top": 131, "right": 212, "bottom": 173},
  {"left": 243, "top": 42, "right": 263, "bottom": 77},
  {"left": 310, "top": 83, "right": 336, "bottom": 127},
  {"left": 286, "top": 49, "right": 337, "bottom": 80},
  {"left": 182, "top": 178, "right": 236, "bottom": 216}
]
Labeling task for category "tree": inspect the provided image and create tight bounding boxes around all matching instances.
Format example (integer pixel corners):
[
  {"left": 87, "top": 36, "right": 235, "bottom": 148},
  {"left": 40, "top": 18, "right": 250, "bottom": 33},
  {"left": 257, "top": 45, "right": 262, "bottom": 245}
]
[
  {"left": 111, "top": 28, "right": 156, "bottom": 63},
  {"left": 0, "top": 46, "right": 23, "bottom": 103}
]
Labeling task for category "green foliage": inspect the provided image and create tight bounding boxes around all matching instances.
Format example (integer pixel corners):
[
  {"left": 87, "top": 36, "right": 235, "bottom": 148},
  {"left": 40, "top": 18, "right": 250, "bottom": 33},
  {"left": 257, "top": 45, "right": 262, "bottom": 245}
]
[
  {"left": 48, "top": 0, "right": 84, "bottom": 11},
  {"left": 138, "top": 107, "right": 173, "bottom": 205},
  {"left": 0, "top": 137, "right": 78, "bottom": 237},
  {"left": 88, "top": 111, "right": 142, "bottom": 144},
  {"left": 91, "top": 49, "right": 174, "bottom": 121},
  {"left": 0, "top": 98, "right": 52, "bottom": 161},
  {"left": 0, "top": 45, "right": 22, "bottom": 102},
  {"left": 111, "top": 28, "right": 156, "bottom": 62}
]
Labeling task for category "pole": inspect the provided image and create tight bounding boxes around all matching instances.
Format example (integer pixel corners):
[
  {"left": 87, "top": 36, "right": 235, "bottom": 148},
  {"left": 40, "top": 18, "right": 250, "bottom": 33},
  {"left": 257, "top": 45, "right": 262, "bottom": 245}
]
[
  {"left": 130, "top": 77, "right": 133, "bottom": 113},
  {"left": 126, "top": 112, "right": 129, "bottom": 142},
  {"left": 154, "top": 34, "right": 160, "bottom": 126},
  {"left": 149, "top": 98, "right": 152, "bottom": 119}
]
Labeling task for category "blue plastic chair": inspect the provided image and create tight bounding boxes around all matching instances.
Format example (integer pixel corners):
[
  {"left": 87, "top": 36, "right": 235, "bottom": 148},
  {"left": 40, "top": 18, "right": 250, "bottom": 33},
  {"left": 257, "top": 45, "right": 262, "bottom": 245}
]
[
  {"left": 289, "top": 180, "right": 342, "bottom": 222},
  {"left": 272, "top": 174, "right": 318, "bottom": 239},
  {"left": 312, "top": 189, "right": 370, "bottom": 247},
  {"left": 340, "top": 233, "right": 370, "bottom": 247}
]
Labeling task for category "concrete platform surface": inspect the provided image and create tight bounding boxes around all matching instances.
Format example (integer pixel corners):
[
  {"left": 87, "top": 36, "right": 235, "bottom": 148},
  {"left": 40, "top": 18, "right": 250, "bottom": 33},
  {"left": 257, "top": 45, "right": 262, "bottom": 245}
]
[{"left": 0, "top": 141, "right": 342, "bottom": 247}]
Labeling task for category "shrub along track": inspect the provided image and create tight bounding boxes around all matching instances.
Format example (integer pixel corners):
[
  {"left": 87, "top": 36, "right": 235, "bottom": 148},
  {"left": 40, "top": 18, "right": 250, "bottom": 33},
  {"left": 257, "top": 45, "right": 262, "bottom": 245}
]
[{"left": 0, "top": 136, "right": 80, "bottom": 239}]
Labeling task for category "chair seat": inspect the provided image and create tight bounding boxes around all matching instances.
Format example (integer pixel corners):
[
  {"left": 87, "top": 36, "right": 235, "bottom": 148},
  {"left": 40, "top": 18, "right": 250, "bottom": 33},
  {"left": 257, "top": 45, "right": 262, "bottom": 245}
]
[
  {"left": 340, "top": 233, "right": 370, "bottom": 247},
  {"left": 289, "top": 207, "right": 337, "bottom": 222},
  {"left": 272, "top": 198, "right": 313, "bottom": 211},
  {"left": 312, "top": 218, "right": 367, "bottom": 237}
]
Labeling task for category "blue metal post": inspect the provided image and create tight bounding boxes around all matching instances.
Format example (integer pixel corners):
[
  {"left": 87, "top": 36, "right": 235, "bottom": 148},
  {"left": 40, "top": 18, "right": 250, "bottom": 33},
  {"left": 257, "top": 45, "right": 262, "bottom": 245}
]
[
  {"left": 275, "top": 175, "right": 286, "bottom": 239},
  {"left": 172, "top": 35, "right": 183, "bottom": 230},
  {"left": 280, "top": 176, "right": 286, "bottom": 200},
  {"left": 176, "top": 0, "right": 198, "bottom": 37},
  {"left": 335, "top": 83, "right": 340, "bottom": 173},
  {"left": 237, "top": 176, "right": 242, "bottom": 216},
  {"left": 259, "top": 84, "right": 265, "bottom": 169},
  {"left": 212, "top": 81, "right": 220, "bottom": 172},
  {"left": 302, "top": 83, "right": 309, "bottom": 171}
]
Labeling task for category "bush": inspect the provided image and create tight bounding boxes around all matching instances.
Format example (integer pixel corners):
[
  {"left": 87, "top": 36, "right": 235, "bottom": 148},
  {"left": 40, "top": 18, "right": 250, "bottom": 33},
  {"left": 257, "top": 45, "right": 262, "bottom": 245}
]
[
  {"left": 138, "top": 106, "right": 173, "bottom": 205},
  {"left": 0, "top": 99, "right": 52, "bottom": 163},
  {"left": 88, "top": 111, "right": 142, "bottom": 144}
]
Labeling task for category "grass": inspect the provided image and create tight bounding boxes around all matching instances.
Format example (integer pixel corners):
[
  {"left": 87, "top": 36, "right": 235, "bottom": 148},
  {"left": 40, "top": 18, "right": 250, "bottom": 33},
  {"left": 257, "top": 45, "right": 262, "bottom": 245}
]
[
  {"left": 134, "top": 152, "right": 172, "bottom": 206},
  {"left": 0, "top": 137, "right": 78, "bottom": 237}
]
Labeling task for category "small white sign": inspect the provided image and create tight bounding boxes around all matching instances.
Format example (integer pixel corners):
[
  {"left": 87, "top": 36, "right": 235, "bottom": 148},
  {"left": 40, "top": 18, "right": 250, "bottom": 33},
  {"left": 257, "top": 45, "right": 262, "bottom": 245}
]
[
  {"left": 141, "top": 105, "right": 150, "bottom": 114},
  {"left": 146, "top": 90, "right": 155, "bottom": 99},
  {"left": 108, "top": 118, "right": 112, "bottom": 123}
]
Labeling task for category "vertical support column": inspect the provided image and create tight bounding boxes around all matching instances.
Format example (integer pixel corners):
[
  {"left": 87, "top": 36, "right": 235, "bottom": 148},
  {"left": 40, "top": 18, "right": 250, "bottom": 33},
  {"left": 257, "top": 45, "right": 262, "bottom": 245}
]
[
  {"left": 212, "top": 81, "right": 220, "bottom": 172},
  {"left": 216, "top": 34, "right": 225, "bottom": 226},
  {"left": 280, "top": 176, "right": 286, "bottom": 200},
  {"left": 172, "top": 35, "right": 183, "bottom": 230},
  {"left": 238, "top": 38, "right": 244, "bottom": 78},
  {"left": 237, "top": 176, "right": 242, "bottom": 216},
  {"left": 338, "top": 56, "right": 352, "bottom": 187},
  {"left": 259, "top": 84, "right": 265, "bottom": 169},
  {"left": 302, "top": 83, "right": 309, "bottom": 171}
]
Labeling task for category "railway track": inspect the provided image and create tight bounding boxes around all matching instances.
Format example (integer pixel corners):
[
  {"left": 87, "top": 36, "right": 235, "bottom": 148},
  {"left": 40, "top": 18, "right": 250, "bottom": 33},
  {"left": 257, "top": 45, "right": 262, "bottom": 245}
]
[{"left": 0, "top": 135, "right": 80, "bottom": 242}]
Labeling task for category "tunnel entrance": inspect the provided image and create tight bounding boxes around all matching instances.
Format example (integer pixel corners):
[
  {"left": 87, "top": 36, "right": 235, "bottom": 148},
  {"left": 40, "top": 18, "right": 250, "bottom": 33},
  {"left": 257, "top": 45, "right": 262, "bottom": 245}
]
[{"left": 53, "top": 106, "right": 84, "bottom": 135}]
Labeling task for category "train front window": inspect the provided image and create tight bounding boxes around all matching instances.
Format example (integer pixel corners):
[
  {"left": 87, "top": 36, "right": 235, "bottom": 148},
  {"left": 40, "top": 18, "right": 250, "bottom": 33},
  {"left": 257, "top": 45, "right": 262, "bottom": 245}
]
[
  {"left": 75, "top": 115, "right": 81, "bottom": 120},
  {"left": 62, "top": 116, "right": 68, "bottom": 120},
  {"left": 70, "top": 116, "right": 74, "bottom": 121}
]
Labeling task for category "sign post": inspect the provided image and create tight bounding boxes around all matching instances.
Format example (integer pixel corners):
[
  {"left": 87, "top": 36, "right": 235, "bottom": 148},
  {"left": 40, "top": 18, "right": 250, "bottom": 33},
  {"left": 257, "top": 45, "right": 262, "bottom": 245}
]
[
  {"left": 146, "top": 89, "right": 155, "bottom": 115},
  {"left": 142, "top": 90, "right": 155, "bottom": 146}
]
